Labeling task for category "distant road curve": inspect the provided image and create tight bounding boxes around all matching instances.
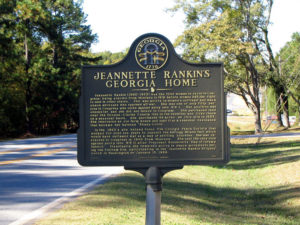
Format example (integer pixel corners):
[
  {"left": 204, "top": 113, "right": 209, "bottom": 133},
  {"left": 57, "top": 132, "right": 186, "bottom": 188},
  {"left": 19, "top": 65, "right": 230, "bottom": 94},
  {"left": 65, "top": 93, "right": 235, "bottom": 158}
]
[{"left": 231, "top": 132, "right": 300, "bottom": 139}]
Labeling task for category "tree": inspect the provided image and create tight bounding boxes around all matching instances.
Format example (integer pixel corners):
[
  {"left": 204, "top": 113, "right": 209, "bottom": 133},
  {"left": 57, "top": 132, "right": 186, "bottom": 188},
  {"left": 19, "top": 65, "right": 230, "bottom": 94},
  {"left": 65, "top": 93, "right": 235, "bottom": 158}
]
[
  {"left": 22, "top": 0, "right": 98, "bottom": 133},
  {"left": 14, "top": 0, "right": 47, "bottom": 134},
  {"left": 0, "top": 0, "right": 27, "bottom": 137},
  {"left": 278, "top": 32, "right": 300, "bottom": 124},
  {"left": 171, "top": 0, "right": 281, "bottom": 133},
  {"left": 20, "top": 0, "right": 98, "bottom": 133},
  {"left": 0, "top": 0, "right": 98, "bottom": 137},
  {"left": 96, "top": 50, "right": 127, "bottom": 65}
]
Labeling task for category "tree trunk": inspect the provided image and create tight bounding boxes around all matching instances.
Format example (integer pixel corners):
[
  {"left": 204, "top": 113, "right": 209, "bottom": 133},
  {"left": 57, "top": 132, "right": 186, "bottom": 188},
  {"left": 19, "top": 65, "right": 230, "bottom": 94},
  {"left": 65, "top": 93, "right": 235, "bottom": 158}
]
[
  {"left": 275, "top": 90, "right": 284, "bottom": 127},
  {"left": 297, "top": 97, "right": 300, "bottom": 126},
  {"left": 53, "top": 45, "right": 58, "bottom": 67},
  {"left": 25, "top": 79, "right": 32, "bottom": 134},
  {"left": 24, "top": 33, "right": 33, "bottom": 134},
  {"left": 240, "top": 90, "right": 263, "bottom": 134},
  {"left": 280, "top": 93, "right": 290, "bottom": 128},
  {"left": 238, "top": 81, "right": 263, "bottom": 134},
  {"left": 289, "top": 93, "right": 300, "bottom": 125},
  {"left": 254, "top": 107, "right": 262, "bottom": 134}
]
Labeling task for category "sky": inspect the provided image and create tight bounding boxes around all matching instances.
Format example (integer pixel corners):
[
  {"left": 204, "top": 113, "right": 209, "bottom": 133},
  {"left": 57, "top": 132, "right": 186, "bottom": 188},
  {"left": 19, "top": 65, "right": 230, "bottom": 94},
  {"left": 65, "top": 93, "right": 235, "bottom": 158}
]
[{"left": 82, "top": 0, "right": 300, "bottom": 54}]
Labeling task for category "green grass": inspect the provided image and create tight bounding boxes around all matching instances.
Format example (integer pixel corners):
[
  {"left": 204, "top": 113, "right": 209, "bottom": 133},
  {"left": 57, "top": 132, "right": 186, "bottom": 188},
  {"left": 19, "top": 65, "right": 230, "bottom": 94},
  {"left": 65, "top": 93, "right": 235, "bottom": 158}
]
[
  {"left": 228, "top": 115, "right": 300, "bottom": 136},
  {"left": 36, "top": 138, "right": 300, "bottom": 225}
]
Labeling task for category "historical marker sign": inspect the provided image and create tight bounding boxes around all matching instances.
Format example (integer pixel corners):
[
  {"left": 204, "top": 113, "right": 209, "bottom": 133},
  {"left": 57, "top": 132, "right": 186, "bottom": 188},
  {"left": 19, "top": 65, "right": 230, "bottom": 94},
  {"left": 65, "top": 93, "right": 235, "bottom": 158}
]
[{"left": 78, "top": 33, "right": 230, "bottom": 167}]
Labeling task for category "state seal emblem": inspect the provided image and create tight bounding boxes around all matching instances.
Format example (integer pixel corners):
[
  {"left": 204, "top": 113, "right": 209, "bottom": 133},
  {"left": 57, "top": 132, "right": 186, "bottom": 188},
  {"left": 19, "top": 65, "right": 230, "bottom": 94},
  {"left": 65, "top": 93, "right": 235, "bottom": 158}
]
[{"left": 135, "top": 37, "right": 168, "bottom": 70}]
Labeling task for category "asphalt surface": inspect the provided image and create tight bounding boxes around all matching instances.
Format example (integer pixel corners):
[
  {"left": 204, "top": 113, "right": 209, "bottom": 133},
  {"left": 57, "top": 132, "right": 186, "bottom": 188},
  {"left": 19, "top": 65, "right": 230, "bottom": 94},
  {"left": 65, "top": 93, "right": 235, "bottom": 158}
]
[
  {"left": 231, "top": 132, "right": 300, "bottom": 139},
  {"left": 0, "top": 134, "right": 123, "bottom": 225}
]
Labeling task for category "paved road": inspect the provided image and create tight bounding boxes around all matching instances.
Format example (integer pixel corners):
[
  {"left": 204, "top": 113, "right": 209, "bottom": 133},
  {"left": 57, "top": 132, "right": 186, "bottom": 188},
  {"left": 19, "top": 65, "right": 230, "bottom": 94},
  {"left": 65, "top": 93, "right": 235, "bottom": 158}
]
[
  {"left": 0, "top": 134, "right": 123, "bottom": 225},
  {"left": 231, "top": 132, "right": 300, "bottom": 139}
]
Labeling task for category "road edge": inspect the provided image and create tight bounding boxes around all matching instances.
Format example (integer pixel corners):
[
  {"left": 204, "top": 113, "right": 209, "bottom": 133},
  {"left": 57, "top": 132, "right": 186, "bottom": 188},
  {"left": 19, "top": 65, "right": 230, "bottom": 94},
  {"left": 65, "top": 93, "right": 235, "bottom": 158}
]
[{"left": 9, "top": 173, "right": 120, "bottom": 225}]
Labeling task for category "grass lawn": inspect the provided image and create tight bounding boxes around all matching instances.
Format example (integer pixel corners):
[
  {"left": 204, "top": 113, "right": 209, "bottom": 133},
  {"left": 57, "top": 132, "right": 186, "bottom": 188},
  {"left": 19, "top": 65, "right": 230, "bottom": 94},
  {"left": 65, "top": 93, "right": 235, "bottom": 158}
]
[
  {"left": 227, "top": 115, "right": 300, "bottom": 135},
  {"left": 36, "top": 137, "right": 300, "bottom": 225}
]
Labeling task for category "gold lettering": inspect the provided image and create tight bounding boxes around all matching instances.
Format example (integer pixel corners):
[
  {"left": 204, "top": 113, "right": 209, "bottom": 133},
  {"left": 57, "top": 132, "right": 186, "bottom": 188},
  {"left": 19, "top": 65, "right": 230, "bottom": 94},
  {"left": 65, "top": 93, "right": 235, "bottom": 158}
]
[
  {"left": 173, "top": 79, "right": 181, "bottom": 86},
  {"left": 90, "top": 92, "right": 217, "bottom": 158},
  {"left": 106, "top": 80, "right": 112, "bottom": 88},
  {"left": 142, "top": 71, "right": 149, "bottom": 79},
  {"left": 165, "top": 79, "right": 172, "bottom": 87},
  {"left": 192, "top": 79, "right": 197, "bottom": 86},
  {"left": 149, "top": 80, "right": 156, "bottom": 87},
  {"left": 101, "top": 72, "right": 106, "bottom": 80},
  {"left": 182, "top": 79, "right": 190, "bottom": 86},
  {"left": 164, "top": 78, "right": 198, "bottom": 87},
  {"left": 136, "top": 71, "right": 142, "bottom": 79},
  {"left": 121, "top": 72, "right": 128, "bottom": 79},
  {"left": 150, "top": 71, "right": 156, "bottom": 79},
  {"left": 94, "top": 72, "right": 100, "bottom": 80},
  {"left": 179, "top": 70, "right": 186, "bottom": 78},
  {"left": 120, "top": 80, "right": 128, "bottom": 87},
  {"left": 107, "top": 72, "right": 113, "bottom": 79},
  {"left": 171, "top": 71, "right": 178, "bottom": 78},
  {"left": 114, "top": 80, "right": 120, "bottom": 88},
  {"left": 120, "top": 72, "right": 127, "bottom": 79},
  {"left": 164, "top": 71, "right": 170, "bottom": 79},
  {"left": 105, "top": 79, "right": 156, "bottom": 88},
  {"left": 196, "top": 70, "right": 203, "bottom": 78},
  {"left": 128, "top": 72, "right": 134, "bottom": 79},
  {"left": 129, "top": 80, "right": 136, "bottom": 87},
  {"left": 204, "top": 70, "right": 211, "bottom": 78},
  {"left": 114, "top": 72, "right": 121, "bottom": 79},
  {"left": 137, "top": 80, "right": 144, "bottom": 87},
  {"left": 187, "top": 70, "right": 192, "bottom": 78}
]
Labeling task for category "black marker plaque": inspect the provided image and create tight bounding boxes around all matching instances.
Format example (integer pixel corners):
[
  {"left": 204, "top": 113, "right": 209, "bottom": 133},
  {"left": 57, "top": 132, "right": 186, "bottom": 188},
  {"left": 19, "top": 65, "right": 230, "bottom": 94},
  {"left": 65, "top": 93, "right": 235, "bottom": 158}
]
[{"left": 78, "top": 33, "right": 230, "bottom": 167}]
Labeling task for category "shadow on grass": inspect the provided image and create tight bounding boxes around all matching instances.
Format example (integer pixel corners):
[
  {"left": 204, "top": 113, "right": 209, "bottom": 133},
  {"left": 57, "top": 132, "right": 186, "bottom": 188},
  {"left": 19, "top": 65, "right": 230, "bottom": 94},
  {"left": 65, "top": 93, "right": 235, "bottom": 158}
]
[
  {"left": 85, "top": 174, "right": 299, "bottom": 225},
  {"left": 163, "top": 178, "right": 300, "bottom": 225},
  {"left": 79, "top": 141, "right": 300, "bottom": 224},
  {"left": 217, "top": 141, "right": 300, "bottom": 170},
  {"left": 231, "top": 130, "right": 255, "bottom": 136}
]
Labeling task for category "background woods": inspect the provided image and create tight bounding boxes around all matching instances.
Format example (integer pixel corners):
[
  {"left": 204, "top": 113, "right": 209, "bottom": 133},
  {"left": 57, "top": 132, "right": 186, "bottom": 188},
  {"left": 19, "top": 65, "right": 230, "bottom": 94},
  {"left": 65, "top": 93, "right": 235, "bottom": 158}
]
[{"left": 0, "top": 0, "right": 101, "bottom": 137}]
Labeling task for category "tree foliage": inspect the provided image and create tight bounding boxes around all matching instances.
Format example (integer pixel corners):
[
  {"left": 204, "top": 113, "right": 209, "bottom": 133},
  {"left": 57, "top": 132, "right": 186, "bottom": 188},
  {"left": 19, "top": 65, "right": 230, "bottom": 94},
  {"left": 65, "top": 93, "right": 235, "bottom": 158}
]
[
  {"left": 278, "top": 32, "right": 300, "bottom": 122},
  {"left": 96, "top": 50, "right": 127, "bottom": 65},
  {"left": 0, "top": 0, "right": 98, "bottom": 137},
  {"left": 171, "top": 0, "right": 281, "bottom": 133}
]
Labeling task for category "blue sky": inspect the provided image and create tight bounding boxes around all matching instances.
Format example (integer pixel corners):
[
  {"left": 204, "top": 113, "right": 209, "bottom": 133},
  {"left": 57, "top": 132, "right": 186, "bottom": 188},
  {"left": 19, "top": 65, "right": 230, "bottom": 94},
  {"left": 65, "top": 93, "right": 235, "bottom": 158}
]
[{"left": 83, "top": 0, "right": 300, "bottom": 54}]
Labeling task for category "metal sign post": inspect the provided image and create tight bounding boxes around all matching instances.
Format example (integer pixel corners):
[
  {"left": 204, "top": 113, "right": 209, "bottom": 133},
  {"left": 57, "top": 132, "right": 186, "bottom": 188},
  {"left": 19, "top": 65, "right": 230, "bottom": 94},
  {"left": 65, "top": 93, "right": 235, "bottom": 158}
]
[
  {"left": 146, "top": 185, "right": 161, "bottom": 225},
  {"left": 125, "top": 166, "right": 183, "bottom": 225},
  {"left": 145, "top": 167, "right": 162, "bottom": 225}
]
